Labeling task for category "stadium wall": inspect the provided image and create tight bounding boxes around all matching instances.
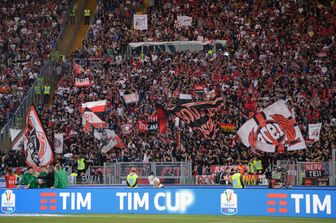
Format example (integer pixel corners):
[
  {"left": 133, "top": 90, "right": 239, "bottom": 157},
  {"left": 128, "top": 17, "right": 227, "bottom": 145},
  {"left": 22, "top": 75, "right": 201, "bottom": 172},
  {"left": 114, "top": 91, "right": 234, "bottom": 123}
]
[{"left": 0, "top": 188, "right": 335, "bottom": 218}]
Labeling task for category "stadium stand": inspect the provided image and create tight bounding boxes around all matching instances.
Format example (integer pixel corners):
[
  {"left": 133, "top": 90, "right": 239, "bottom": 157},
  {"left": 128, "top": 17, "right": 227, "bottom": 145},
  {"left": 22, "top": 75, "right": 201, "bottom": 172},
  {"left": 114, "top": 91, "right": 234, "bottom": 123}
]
[{"left": 0, "top": 0, "right": 335, "bottom": 176}]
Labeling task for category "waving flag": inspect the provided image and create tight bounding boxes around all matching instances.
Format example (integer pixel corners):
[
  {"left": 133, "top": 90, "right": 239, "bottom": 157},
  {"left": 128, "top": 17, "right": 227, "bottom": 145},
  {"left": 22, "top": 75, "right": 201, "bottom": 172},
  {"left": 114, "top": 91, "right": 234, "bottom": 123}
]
[
  {"left": 10, "top": 129, "right": 24, "bottom": 151},
  {"left": 81, "top": 100, "right": 107, "bottom": 113},
  {"left": 168, "top": 96, "right": 224, "bottom": 139},
  {"left": 238, "top": 100, "right": 306, "bottom": 153},
  {"left": 81, "top": 100, "right": 107, "bottom": 133},
  {"left": 74, "top": 63, "right": 85, "bottom": 75},
  {"left": 94, "top": 129, "right": 125, "bottom": 153},
  {"left": 308, "top": 123, "right": 322, "bottom": 142},
  {"left": 24, "top": 105, "right": 53, "bottom": 171}
]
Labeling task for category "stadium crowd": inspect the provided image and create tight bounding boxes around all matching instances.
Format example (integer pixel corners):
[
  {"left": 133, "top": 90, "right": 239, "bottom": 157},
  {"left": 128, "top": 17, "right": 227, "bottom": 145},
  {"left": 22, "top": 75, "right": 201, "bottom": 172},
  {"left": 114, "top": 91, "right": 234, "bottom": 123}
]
[
  {"left": 0, "top": 0, "right": 69, "bottom": 128},
  {"left": 0, "top": 0, "right": 335, "bottom": 177}
]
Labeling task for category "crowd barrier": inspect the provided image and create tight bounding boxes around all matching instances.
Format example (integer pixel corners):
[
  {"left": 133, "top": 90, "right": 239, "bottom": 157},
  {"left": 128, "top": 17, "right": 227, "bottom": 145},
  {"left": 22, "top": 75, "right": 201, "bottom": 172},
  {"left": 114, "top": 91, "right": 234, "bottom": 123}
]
[{"left": 1, "top": 187, "right": 335, "bottom": 218}]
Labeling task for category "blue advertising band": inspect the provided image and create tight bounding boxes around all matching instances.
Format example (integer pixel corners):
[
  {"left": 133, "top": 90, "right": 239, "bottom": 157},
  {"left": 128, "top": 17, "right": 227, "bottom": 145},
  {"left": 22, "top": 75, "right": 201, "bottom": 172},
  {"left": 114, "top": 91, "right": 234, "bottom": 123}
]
[{"left": 0, "top": 188, "right": 335, "bottom": 218}]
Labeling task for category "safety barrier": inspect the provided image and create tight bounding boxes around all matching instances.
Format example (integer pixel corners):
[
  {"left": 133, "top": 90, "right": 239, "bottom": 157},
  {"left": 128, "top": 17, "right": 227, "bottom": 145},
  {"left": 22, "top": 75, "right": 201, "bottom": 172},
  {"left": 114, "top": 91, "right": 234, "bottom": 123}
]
[{"left": 0, "top": 188, "right": 335, "bottom": 218}]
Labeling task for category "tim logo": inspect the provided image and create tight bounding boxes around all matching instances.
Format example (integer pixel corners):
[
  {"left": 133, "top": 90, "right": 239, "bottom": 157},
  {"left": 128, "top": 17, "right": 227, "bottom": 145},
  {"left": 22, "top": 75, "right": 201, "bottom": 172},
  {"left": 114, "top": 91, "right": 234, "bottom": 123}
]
[
  {"left": 40, "top": 192, "right": 57, "bottom": 211},
  {"left": 266, "top": 193, "right": 288, "bottom": 214},
  {"left": 1, "top": 190, "right": 16, "bottom": 214},
  {"left": 221, "top": 189, "right": 238, "bottom": 215}
]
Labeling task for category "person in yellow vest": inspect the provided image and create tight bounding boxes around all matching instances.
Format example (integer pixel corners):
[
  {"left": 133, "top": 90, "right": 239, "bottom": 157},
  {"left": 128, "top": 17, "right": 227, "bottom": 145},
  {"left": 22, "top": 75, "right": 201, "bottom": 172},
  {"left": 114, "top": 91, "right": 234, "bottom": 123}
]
[
  {"left": 84, "top": 8, "right": 90, "bottom": 25},
  {"left": 253, "top": 156, "right": 263, "bottom": 174},
  {"left": 43, "top": 83, "right": 51, "bottom": 104},
  {"left": 35, "top": 84, "right": 42, "bottom": 104},
  {"left": 231, "top": 168, "right": 245, "bottom": 188},
  {"left": 70, "top": 8, "right": 76, "bottom": 24},
  {"left": 126, "top": 167, "right": 138, "bottom": 188},
  {"left": 247, "top": 158, "right": 255, "bottom": 175},
  {"left": 77, "top": 156, "right": 85, "bottom": 177}
]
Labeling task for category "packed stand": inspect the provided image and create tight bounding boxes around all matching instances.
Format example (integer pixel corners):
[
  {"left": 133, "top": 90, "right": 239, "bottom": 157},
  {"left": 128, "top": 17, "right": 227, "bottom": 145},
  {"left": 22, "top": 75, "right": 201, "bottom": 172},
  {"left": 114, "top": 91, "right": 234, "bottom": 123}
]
[
  {"left": 2, "top": 0, "right": 336, "bottom": 177},
  {"left": 0, "top": 0, "right": 70, "bottom": 128}
]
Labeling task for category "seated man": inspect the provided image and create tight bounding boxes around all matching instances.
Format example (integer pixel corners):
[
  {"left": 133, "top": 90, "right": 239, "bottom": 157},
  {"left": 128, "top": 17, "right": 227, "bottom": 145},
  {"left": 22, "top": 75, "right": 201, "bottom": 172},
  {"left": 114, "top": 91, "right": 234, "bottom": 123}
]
[{"left": 153, "top": 177, "right": 164, "bottom": 188}]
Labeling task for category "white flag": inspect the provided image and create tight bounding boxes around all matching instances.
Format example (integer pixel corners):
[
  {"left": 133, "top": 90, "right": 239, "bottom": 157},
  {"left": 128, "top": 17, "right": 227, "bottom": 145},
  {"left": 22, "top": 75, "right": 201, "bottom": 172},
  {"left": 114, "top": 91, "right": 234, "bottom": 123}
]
[
  {"left": 10, "top": 129, "right": 24, "bottom": 151},
  {"left": 134, "top": 14, "right": 148, "bottom": 30},
  {"left": 308, "top": 123, "right": 322, "bottom": 142},
  {"left": 81, "top": 100, "right": 107, "bottom": 113},
  {"left": 176, "top": 16, "right": 192, "bottom": 27},
  {"left": 24, "top": 106, "right": 53, "bottom": 171},
  {"left": 238, "top": 100, "right": 306, "bottom": 153},
  {"left": 123, "top": 93, "right": 139, "bottom": 104},
  {"left": 94, "top": 129, "right": 125, "bottom": 153},
  {"left": 54, "top": 133, "right": 64, "bottom": 154}
]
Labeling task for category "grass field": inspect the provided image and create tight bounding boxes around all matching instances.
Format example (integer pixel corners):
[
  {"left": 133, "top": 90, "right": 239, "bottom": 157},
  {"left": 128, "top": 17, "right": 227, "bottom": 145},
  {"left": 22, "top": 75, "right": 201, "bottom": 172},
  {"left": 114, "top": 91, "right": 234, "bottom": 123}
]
[{"left": 0, "top": 214, "right": 335, "bottom": 223}]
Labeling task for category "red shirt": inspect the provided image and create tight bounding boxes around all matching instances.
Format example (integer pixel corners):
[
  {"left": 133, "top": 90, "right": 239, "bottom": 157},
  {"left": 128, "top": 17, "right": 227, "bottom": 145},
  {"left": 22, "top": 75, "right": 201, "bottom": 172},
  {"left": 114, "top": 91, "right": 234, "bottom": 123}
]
[{"left": 5, "top": 174, "right": 16, "bottom": 189}]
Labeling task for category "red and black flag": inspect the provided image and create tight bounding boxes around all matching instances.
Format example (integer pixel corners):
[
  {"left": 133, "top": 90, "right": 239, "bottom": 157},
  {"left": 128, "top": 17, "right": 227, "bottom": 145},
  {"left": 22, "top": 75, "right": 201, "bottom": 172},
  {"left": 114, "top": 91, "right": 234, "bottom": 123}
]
[{"left": 167, "top": 96, "right": 224, "bottom": 139}]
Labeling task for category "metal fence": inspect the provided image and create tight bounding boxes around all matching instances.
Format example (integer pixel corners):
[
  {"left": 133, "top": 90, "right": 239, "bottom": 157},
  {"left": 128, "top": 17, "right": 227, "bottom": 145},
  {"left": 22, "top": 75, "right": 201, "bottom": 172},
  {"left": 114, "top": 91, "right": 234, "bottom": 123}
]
[
  {"left": 0, "top": 63, "right": 59, "bottom": 151},
  {"left": 276, "top": 160, "right": 336, "bottom": 186},
  {"left": 76, "top": 162, "right": 193, "bottom": 185}
]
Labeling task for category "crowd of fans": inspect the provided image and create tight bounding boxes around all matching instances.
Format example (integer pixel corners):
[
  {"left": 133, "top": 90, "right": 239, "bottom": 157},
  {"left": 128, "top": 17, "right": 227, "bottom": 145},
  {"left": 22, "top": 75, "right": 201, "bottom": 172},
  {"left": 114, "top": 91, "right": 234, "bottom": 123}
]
[
  {"left": 0, "top": 0, "right": 69, "bottom": 127},
  {"left": 1, "top": 0, "right": 335, "bottom": 178}
]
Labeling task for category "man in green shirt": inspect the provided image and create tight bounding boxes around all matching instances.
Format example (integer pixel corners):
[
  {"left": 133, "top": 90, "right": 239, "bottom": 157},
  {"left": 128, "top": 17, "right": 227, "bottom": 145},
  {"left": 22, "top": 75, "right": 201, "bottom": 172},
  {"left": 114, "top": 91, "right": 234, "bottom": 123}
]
[
  {"left": 37, "top": 166, "right": 49, "bottom": 188},
  {"left": 54, "top": 164, "right": 68, "bottom": 188},
  {"left": 20, "top": 167, "right": 38, "bottom": 189}
]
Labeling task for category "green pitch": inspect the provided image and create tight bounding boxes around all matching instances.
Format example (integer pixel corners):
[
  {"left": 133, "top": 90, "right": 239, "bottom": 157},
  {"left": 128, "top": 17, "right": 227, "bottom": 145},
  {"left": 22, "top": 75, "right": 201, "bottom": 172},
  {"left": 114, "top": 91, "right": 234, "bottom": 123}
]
[{"left": 0, "top": 215, "right": 335, "bottom": 223}]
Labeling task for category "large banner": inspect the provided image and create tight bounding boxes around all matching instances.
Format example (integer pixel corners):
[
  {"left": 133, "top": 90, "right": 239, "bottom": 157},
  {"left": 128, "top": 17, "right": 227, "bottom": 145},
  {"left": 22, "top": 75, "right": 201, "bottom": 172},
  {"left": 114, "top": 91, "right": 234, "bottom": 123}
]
[
  {"left": 134, "top": 14, "right": 148, "bottom": 30},
  {"left": 24, "top": 106, "right": 53, "bottom": 171},
  {"left": 238, "top": 100, "right": 306, "bottom": 153},
  {"left": 308, "top": 123, "right": 322, "bottom": 142},
  {"left": 168, "top": 97, "right": 224, "bottom": 139},
  {"left": 0, "top": 188, "right": 334, "bottom": 218}
]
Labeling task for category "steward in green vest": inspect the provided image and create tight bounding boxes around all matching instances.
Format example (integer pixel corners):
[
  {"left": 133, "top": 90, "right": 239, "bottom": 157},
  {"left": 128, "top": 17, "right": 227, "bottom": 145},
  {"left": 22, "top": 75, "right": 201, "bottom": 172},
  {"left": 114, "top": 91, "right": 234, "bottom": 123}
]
[
  {"left": 253, "top": 157, "right": 263, "bottom": 173},
  {"left": 35, "top": 85, "right": 41, "bottom": 95},
  {"left": 84, "top": 9, "right": 90, "bottom": 24},
  {"left": 231, "top": 168, "right": 245, "bottom": 188},
  {"left": 126, "top": 167, "right": 138, "bottom": 188},
  {"left": 54, "top": 164, "right": 68, "bottom": 188},
  {"left": 20, "top": 167, "right": 38, "bottom": 189},
  {"left": 247, "top": 159, "right": 255, "bottom": 174},
  {"left": 43, "top": 84, "right": 51, "bottom": 104}
]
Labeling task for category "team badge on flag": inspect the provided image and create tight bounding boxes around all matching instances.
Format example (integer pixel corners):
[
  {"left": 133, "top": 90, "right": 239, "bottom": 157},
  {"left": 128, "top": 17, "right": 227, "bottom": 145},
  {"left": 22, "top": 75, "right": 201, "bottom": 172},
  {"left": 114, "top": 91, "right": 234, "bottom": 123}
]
[
  {"left": 238, "top": 100, "right": 306, "bottom": 153},
  {"left": 24, "top": 106, "right": 53, "bottom": 171}
]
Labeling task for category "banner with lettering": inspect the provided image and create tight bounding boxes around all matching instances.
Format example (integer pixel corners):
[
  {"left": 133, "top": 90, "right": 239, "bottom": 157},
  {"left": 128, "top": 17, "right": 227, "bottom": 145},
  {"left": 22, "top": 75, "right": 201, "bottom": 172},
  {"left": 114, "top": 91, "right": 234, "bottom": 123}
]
[
  {"left": 238, "top": 100, "right": 306, "bottom": 153},
  {"left": 168, "top": 96, "right": 224, "bottom": 139}
]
